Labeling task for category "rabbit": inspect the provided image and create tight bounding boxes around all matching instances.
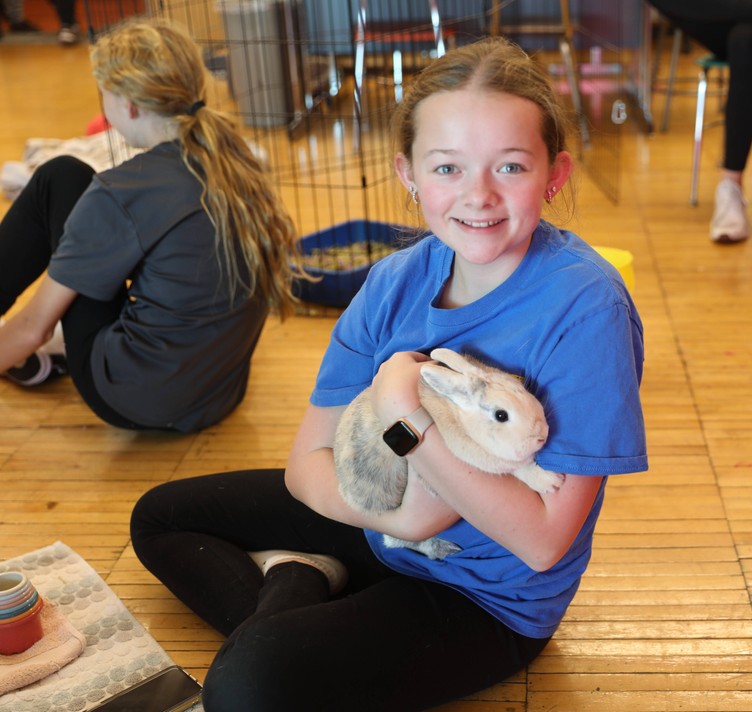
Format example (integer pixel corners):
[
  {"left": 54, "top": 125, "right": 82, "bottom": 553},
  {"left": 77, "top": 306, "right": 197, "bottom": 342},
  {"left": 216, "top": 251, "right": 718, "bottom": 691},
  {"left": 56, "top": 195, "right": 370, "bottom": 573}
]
[{"left": 333, "top": 348, "right": 565, "bottom": 560}]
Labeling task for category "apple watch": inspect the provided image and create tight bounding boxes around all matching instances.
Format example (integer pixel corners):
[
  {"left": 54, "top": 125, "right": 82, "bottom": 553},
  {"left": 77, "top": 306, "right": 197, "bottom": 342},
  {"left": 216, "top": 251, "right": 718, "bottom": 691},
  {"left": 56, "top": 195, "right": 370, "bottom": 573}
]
[{"left": 382, "top": 406, "right": 434, "bottom": 456}]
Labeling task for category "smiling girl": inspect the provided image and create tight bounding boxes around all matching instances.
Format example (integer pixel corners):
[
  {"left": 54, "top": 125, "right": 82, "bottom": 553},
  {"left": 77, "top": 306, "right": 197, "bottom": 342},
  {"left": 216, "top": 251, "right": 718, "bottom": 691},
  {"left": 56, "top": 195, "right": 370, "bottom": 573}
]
[{"left": 131, "top": 36, "right": 647, "bottom": 710}]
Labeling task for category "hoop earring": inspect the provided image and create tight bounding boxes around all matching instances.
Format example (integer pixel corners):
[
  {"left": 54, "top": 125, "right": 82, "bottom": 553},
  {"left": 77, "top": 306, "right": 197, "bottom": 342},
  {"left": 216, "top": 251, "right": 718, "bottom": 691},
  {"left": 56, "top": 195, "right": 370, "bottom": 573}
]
[
  {"left": 409, "top": 185, "right": 420, "bottom": 206},
  {"left": 545, "top": 186, "right": 558, "bottom": 204}
]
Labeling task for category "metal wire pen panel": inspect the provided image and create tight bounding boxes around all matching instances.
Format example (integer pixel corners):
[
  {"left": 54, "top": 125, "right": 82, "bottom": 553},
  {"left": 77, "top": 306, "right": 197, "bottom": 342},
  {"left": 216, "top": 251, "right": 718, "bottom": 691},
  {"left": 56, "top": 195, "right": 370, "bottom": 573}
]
[
  {"left": 81, "top": 1, "right": 627, "bottom": 310},
  {"left": 81, "top": 2, "right": 488, "bottom": 307},
  {"left": 95, "top": 1, "right": 491, "bottom": 311},
  {"left": 83, "top": 0, "right": 147, "bottom": 39}
]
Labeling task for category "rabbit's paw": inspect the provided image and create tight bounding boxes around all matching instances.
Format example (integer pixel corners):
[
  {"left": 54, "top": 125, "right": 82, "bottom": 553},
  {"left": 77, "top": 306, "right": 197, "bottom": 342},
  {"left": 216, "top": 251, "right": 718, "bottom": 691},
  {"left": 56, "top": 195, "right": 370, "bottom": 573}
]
[
  {"left": 417, "top": 536, "right": 462, "bottom": 560},
  {"left": 383, "top": 534, "right": 461, "bottom": 560},
  {"left": 515, "top": 464, "right": 566, "bottom": 494}
]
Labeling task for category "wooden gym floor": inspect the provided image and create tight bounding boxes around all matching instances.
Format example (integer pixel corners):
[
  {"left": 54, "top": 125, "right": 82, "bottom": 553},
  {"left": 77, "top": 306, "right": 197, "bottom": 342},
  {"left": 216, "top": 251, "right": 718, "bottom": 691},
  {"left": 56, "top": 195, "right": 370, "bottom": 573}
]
[{"left": 1, "top": 28, "right": 752, "bottom": 711}]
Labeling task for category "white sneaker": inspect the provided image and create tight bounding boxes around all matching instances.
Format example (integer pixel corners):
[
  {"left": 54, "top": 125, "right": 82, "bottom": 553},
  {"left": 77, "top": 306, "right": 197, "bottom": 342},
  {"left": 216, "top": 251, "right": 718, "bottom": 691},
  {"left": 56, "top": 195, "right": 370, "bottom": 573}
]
[
  {"left": 248, "top": 550, "right": 348, "bottom": 594},
  {"left": 710, "top": 178, "right": 749, "bottom": 243},
  {"left": 58, "top": 24, "right": 80, "bottom": 46},
  {"left": 1, "top": 319, "right": 68, "bottom": 385}
]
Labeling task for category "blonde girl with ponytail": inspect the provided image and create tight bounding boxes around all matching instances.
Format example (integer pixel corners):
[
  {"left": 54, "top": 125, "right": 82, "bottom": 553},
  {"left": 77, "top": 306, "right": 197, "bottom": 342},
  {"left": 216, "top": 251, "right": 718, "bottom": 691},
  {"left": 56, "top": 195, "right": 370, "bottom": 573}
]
[{"left": 0, "top": 18, "right": 306, "bottom": 431}]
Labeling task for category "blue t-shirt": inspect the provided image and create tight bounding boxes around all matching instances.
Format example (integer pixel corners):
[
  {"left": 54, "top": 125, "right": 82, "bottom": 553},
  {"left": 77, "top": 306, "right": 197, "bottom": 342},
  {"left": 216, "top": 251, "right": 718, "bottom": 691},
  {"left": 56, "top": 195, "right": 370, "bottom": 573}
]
[{"left": 311, "top": 221, "right": 648, "bottom": 638}]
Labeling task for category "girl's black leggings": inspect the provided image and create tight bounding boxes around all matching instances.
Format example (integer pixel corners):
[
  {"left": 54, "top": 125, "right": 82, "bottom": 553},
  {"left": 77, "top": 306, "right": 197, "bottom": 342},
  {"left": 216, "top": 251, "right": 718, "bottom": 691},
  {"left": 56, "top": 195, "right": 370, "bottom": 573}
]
[
  {"left": 648, "top": 0, "right": 752, "bottom": 172},
  {"left": 130, "top": 469, "right": 550, "bottom": 711}
]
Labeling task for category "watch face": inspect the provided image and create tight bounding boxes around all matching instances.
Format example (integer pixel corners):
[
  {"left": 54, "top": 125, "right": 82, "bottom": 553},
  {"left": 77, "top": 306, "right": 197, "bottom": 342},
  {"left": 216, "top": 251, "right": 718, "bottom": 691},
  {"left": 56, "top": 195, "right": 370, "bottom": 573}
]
[{"left": 383, "top": 420, "right": 419, "bottom": 456}]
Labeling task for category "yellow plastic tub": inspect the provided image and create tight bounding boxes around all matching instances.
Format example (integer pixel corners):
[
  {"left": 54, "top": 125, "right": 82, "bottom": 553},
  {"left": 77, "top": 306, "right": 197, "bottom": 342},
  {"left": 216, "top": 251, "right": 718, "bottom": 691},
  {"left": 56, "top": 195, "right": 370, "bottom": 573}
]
[{"left": 593, "top": 246, "right": 635, "bottom": 293}]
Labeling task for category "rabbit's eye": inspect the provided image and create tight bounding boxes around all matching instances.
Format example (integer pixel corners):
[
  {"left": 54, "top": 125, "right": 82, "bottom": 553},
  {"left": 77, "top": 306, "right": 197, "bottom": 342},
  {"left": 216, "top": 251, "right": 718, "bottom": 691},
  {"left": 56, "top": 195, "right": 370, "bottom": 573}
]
[{"left": 495, "top": 410, "right": 509, "bottom": 423}]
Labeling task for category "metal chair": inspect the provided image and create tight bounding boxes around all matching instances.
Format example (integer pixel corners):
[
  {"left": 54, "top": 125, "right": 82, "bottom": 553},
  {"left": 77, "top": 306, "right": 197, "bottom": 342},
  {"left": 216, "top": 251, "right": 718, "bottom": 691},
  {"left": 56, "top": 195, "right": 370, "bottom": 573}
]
[
  {"left": 353, "top": 0, "right": 455, "bottom": 107},
  {"left": 488, "top": 0, "right": 589, "bottom": 146},
  {"left": 690, "top": 54, "right": 729, "bottom": 205},
  {"left": 652, "top": 26, "right": 729, "bottom": 204},
  {"left": 652, "top": 25, "right": 687, "bottom": 132},
  {"left": 351, "top": 0, "right": 454, "bottom": 149}
]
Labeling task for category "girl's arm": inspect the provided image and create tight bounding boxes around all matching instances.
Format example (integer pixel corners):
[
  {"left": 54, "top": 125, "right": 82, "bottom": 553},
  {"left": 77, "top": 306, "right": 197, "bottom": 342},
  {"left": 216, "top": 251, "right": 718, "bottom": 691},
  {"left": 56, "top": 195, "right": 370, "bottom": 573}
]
[
  {"left": 369, "top": 351, "right": 604, "bottom": 572},
  {"left": 0, "top": 274, "right": 76, "bottom": 373},
  {"left": 285, "top": 403, "right": 460, "bottom": 539}
]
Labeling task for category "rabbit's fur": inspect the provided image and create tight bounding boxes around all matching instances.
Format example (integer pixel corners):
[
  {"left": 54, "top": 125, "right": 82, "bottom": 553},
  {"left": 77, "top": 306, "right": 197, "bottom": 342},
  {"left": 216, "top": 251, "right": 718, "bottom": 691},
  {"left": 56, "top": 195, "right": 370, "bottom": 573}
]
[{"left": 333, "top": 348, "right": 564, "bottom": 559}]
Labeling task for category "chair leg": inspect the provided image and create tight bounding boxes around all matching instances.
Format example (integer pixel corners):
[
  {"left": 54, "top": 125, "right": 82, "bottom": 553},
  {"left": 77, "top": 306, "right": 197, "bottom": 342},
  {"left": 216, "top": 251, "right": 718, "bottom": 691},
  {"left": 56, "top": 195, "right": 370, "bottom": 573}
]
[
  {"left": 558, "top": 0, "right": 589, "bottom": 147},
  {"left": 690, "top": 67, "right": 708, "bottom": 206},
  {"left": 392, "top": 49, "right": 403, "bottom": 103},
  {"left": 660, "top": 27, "right": 682, "bottom": 132},
  {"left": 558, "top": 36, "right": 590, "bottom": 147},
  {"left": 352, "top": 0, "right": 368, "bottom": 152},
  {"left": 427, "top": 0, "right": 447, "bottom": 57}
]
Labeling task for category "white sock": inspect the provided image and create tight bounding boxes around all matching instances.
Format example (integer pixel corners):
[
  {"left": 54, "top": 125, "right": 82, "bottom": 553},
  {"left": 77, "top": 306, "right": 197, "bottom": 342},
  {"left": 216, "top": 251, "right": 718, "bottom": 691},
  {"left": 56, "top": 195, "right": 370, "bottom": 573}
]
[{"left": 39, "top": 321, "right": 66, "bottom": 356}]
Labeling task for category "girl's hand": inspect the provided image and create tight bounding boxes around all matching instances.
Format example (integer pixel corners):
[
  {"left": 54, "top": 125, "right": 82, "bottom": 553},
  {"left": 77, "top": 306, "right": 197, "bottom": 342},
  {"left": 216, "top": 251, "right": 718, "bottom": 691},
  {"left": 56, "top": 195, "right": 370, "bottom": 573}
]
[
  {"left": 286, "top": 402, "right": 458, "bottom": 540},
  {"left": 0, "top": 275, "right": 75, "bottom": 374},
  {"left": 369, "top": 351, "right": 432, "bottom": 426}
]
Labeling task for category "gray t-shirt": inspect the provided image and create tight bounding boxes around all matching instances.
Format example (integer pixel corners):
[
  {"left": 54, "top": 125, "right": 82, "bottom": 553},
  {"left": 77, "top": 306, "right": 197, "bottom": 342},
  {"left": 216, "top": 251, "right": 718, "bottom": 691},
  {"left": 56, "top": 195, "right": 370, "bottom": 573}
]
[{"left": 49, "top": 141, "right": 267, "bottom": 431}]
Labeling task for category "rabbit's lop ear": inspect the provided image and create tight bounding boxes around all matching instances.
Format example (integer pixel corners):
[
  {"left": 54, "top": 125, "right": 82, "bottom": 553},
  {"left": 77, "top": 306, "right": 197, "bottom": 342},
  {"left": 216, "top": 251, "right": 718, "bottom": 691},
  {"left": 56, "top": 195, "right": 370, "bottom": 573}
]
[
  {"left": 420, "top": 361, "right": 479, "bottom": 410},
  {"left": 429, "top": 348, "right": 487, "bottom": 377}
]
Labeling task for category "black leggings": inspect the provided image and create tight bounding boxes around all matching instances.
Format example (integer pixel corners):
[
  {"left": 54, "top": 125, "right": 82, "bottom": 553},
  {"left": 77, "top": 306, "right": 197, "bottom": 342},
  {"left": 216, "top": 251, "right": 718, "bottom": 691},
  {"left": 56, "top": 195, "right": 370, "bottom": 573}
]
[
  {"left": 50, "top": 0, "right": 76, "bottom": 26},
  {"left": 130, "top": 469, "right": 550, "bottom": 711},
  {"left": 0, "top": 156, "right": 145, "bottom": 428},
  {"left": 648, "top": 0, "right": 752, "bottom": 172}
]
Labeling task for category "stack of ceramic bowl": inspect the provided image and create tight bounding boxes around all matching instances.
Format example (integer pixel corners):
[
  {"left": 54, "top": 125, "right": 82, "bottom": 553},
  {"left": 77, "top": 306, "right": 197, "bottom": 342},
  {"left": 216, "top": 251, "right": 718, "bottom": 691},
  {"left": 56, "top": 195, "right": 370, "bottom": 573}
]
[{"left": 0, "top": 571, "right": 45, "bottom": 655}]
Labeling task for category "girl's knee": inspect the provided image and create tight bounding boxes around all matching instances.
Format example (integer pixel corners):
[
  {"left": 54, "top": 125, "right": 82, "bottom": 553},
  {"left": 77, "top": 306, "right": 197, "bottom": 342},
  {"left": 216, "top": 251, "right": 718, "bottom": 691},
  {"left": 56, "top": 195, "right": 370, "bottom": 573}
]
[
  {"left": 129, "top": 483, "right": 175, "bottom": 552},
  {"left": 202, "top": 621, "right": 329, "bottom": 711},
  {"left": 35, "top": 155, "right": 95, "bottom": 184},
  {"left": 201, "top": 634, "right": 277, "bottom": 712},
  {"left": 130, "top": 486, "right": 158, "bottom": 531}
]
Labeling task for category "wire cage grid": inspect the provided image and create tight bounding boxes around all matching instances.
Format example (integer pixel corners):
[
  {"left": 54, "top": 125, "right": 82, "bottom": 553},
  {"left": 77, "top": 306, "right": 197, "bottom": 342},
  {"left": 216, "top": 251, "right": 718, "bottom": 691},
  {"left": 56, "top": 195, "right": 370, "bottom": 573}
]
[
  {"left": 82, "top": 0, "right": 597, "bottom": 311},
  {"left": 82, "top": 0, "right": 494, "bottom": 310}
]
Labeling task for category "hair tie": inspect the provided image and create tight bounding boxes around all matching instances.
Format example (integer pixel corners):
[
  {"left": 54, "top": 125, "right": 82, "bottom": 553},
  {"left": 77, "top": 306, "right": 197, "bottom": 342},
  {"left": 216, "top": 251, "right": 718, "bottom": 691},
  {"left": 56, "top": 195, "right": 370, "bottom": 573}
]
[{"left": 187, "top": 100, "right": 205, "bottom": 116}]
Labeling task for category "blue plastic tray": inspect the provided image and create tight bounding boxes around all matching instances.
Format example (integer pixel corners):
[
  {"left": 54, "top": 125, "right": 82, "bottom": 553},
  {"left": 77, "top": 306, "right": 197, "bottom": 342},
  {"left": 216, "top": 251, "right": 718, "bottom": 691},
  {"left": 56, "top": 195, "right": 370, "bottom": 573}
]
[{"left": 294, "top": 220, "right": 410, "bottom": 308}]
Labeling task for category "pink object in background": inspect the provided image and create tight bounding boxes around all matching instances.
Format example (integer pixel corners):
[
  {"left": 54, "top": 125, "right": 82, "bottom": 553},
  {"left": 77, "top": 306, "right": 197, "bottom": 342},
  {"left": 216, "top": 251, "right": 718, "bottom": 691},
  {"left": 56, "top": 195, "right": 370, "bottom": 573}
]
[{"left": 85, "top": 113, "right": 111, "bottom": 135}]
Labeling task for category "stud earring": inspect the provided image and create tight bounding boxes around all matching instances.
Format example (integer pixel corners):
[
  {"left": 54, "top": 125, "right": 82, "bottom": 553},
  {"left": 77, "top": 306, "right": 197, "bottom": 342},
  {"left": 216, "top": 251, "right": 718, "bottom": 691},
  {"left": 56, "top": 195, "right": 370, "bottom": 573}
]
[
  {"left": 545, "top": 186, "right": 558, "bottom": 204},
  {"left": 409, "top": 185, "right": 420, "bottom": 205}
]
